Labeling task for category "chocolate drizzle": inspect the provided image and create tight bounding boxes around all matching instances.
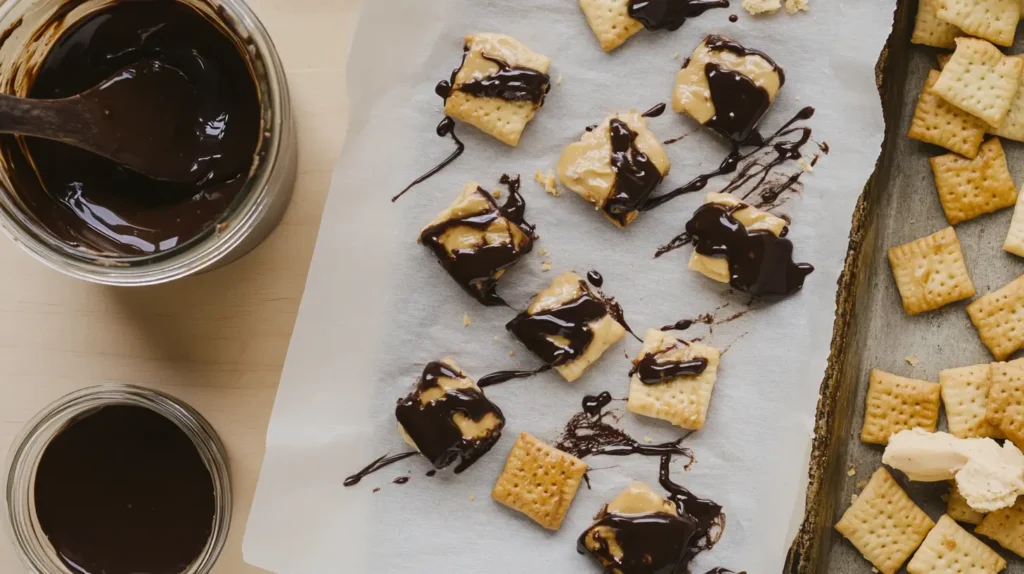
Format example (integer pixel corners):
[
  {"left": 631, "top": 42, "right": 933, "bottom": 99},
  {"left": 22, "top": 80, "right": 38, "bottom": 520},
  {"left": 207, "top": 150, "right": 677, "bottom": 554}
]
[
  {"left": 393, "top": 476, "right": 410, "bottom": 485},
  {"left": 605, "top": 118, "right": 665, "bottom": 225},
  {"left": 507, "top": 280, "right": 629, "bottom": 366},
  {"left": 556, "top": 393, "right": 696, "bottom": 460},
  {"left": 392, "top": 117, "right": 465, "bottom": 202},
  {"left": 660, "top": 454, "right": 726, "bottom": 567},
  {"left": 631, "top": 349, "right": 709, "bottom": 385},
  {"left": 394, "top": 361, "right": 506, "bottom": 473},
  {"left": 627, "top": 0, "right": 731, "bottom": 31},
  {"left": 660, "top": 314, "right": 714, "bottom": 332},
  {"left": 587, "top": 270, "right": 604, "bottom": 288},
  {"left": 419, "top": 178, "right": 535, "bottom": 306},
  {"left": 344, "top": 452, "right": 419, "bottom": 487},
  {"left": 642, "top": 103, "right": 667, "bottom": 118},
  {"left": 478, "top": 364, "right": 553, "bottom": 388},
  {"left": 577, "top": 507, "right": 698, "bottom": 574}
]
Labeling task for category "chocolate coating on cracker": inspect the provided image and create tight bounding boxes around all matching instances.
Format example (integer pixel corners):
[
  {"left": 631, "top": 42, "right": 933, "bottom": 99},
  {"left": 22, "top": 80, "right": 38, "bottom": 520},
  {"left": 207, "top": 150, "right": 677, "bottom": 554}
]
[
  {"left": 702, "top": 35, "right": 784, "bottom": 143},
  {"left": 605, "top": 119, "right": 666, "bottom": 225},
  {"left": 628, "top": 0, "right": 731, "bottom": 31}
]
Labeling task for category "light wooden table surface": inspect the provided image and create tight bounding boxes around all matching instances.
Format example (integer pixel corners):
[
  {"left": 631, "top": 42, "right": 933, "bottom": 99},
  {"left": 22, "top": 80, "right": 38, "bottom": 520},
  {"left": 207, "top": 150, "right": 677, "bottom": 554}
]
[{"left": 0, "top": 0, "right": 357, "bottom": 571}]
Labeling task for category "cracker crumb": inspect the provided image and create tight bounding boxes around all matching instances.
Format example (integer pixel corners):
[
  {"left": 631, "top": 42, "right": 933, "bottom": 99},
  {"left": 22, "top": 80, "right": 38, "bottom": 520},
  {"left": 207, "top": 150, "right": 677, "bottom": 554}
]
[
  {"left": 797, "top": 158, "right": 814, "bottom": 172},
  {"left": 557, "top": 74, "right": 563, "bottom": 85},
  {"left": 469, "top": 495, "right": 476, "bottom": 502},
  {"left": 742, "top": 0, "right": 781, "bottom": 14},
  {"left": 856, "top": 480, "right": 868, "bottom": 488},
  {"left": 784, "top": 0, "right": 808, "bottom": 13},
  {"left": 463, "top": 313, "right": 472, "bottom": 327},
  {"left": 851, "top": 494, "right": 858, "bottom": 504},
  {"left": 673, "top": 52, "right": 680, "bottom": 59},
  {"left": 542, "top": 261, "right": 553, "bottom": 272},
  {"left": 494, "top": 336, "right": 500, "bottom": 341},
  {"left": 847, "top": 466, "right": 856, "bottom": 477},
  {"left": 509, "top": 350, "right": 516, "bottom": 357},
  {"left": 534, "top": 170, "right": 560, "bottom": 196},
  {"left": 538, "top": 247, "right": 550, "bottom": 257},
  {"left": 871, "top": 568, "right": 878, "bottom": 573},
  {"left": 644, "top": 436, "right": 654, "bottom": 443},
  {"left": 493, "top": 189, "right": 502, "bottom": 198},
  {"left": 905, "top": 355, "right": 920, "bottom": 366}
]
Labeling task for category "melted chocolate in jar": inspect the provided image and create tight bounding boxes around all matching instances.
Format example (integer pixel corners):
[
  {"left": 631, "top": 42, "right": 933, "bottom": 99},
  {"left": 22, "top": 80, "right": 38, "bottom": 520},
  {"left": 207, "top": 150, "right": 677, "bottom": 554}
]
[
  {"left": 555, "top": 393, "right": 696, "bottom": 460},
  {"left": 34, "top": 406, "right": 216, "bottom": 574},
  {"left": 627, "top": 0, "right": 731, "bottom": 31},
  {"left": 419, "top": 177, "right": 535, "bottom": 306},
  {"left": 394, "top": 361, "right": 505, "bottom": 473},
  {"left": 9, "top": 1, "right": 261, "bottom": 255},
  {"left": 605, "top": 119, "right": 665, "bottom": 225}
]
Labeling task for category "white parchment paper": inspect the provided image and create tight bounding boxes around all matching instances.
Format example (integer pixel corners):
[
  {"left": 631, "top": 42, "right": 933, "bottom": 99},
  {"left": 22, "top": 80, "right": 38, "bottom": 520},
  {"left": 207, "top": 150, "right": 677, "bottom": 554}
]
[{"left": 244, "top": 1, "right": 895, "bottom": 571}]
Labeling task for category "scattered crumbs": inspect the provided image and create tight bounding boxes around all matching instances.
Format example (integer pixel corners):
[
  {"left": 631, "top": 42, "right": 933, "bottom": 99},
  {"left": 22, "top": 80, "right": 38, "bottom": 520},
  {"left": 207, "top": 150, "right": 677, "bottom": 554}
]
[
  {"left": 469, "top": 495, "right": 476, "bottom": 502},
  {"left": 534, "top": 170, "right": 560, "bottom": 196},
  {"left": 538, "top": 246, "right": 550, "bottom": 257},
  {"left": 905, "top": 355, "right": 920, "bottom": 366},
  {"left": 494, "top": 335, "right": 500, "bottom": 342},
  {"left": 855, "top": 480, "right": 868, "bottom": 489},
  {"left": 871, "top": 568, "right": 879, "bottom": 574},
  {"left": 847, "top": 466, "right": 856, "bottom": 477},
  {"left": 542, "top": 260, "right": 553, "bottom": 272},
  {"left": 557, "top": 74, "right": 564, "bottom": 85},
  {"left": 795, "top": 96, "right": 801, "bottom": 101},
  {"left": 742, "top": 0, "right": 781, "bottom": 15},
  {"left": 673, "top": 51, "right": 680, "bottom": 59},
  {"left": 509, "top": 350, "right": 516, "bottom": 357},
  {"left": 463, "top": 313, "right": 472, "bottom": 327},
  {"left": 940, "top": 493, "right": 950, "bottom": 503},
  {"left": 643, "top": 436, "right": 654, "bottom": 444},
  {"left": 797, "top": 158, "right": 814, "bottom": 172},
  {"left": 850, "top": 494, "right": 858, "bottom": 504},
  {"left": 785, "top": 0, "right": 809, "bottom": 13},
  {"left": 493, "top": 189, "right": 502, "bottom": 198}
]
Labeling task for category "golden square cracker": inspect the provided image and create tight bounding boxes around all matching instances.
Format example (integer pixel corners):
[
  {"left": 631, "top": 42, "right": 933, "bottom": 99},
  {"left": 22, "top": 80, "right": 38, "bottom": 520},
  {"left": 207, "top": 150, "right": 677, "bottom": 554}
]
[
  {"left": 492, "top": 432, "right": 587, "bottom": 530},
  {"left": 940, "top": 364, "right": 1004, "bottom": 439},
  {"left": 912, "top": 0, "right": 962, "bottom": 49},
  {"left": 887, "top": 227, "right": 976, "bottom": 315},
  {"left": 555, "top": 314, "right": 626, "bottom": 382},
  {"left": 627, "top": 329, "right": 721, "bottom": 431},
  {"left": 578, "top": 0, "right": 644, "bottom": 52},
  {"left": 1004, "top": 186, "right": 1024, "bottom": 257},
  {"left": 967, "top": 274, "right": 1024, "bottom": 360},
  {"left": 1001, "top": 405, "right": 1024, "bottom": 450},
  {"left": 931, "top": 138, "right": 1017, "bottom": 224},
  {"left": 907, "top": 514, "right": 1007, "bottom": 573},
  {"left": 937, "top": 0, "right": 1021, "bottom": 47},
  {"left": 445, "top": 34, "right": 551, "bottom": 147},
  {"left": 908, "top": 70, "right": 987, "bottom": 158},
  {"left": 835, "top": 467, "right": 936, "bottom": 574},
  {"left": 976, "top": 498, "right": 1024, "bottom": 557},
  {"left": 990, "top": 58, "right": 1024, "bottom": 141},
  {"left": 933, "top": 38, "right": 1023, "bottom": 127},
  {"left": 986, "top": 359, "right": 1024, "bottom": 427},
  {"left": 861, "top": 370, "right": 942, "bottom": 445},
  {"left": 947, "top": 482, "right": 987, "bottom": 525}
]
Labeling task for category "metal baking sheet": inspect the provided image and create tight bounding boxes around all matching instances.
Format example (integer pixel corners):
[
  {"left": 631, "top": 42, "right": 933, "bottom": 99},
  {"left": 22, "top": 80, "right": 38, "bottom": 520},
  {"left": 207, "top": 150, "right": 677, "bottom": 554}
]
[{"left": 789, "top": 1, "right": 1024, "bottom": 571}]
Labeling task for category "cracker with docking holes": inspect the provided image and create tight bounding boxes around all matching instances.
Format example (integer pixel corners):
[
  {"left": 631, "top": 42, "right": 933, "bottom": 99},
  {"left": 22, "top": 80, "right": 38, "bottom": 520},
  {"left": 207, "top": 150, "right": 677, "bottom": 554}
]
[
  {"left": 990, "top": 57, "right": 1024, "bottom": 141},
  {"left": 835, "top": 467, "right": 935, "bottom": 574},
  {"left": 906, "top": 514, "right": 1006, "bottom": 574},
  {"left": 419, "top": 181, "right": 535, "bottom": 306},
  {"left": 673, "top": 35, "right": 784, "bottom": 143},
  {"left": 491, "top": 432, "right": 588, "bottom": 530},
  {"left": 937, "top": 0, "right": 1020, "bottom": 47},
  {"left": 578, "top": 0, "right": 644, "bottom": 52},
  {"left": 947, "top": 481, "right": 987, "bottom": 525},
  {"left": 443, "top": 33, "right": 552, "bottom": 147},
  {"left": 986, "top": 359, "right": 1024, "bottom": 428},
  {"left": 940, "top": 363, "right": 1004, "bottom": 439},
  {"left": 506, "top": 272, "right": 627, "bottom": 382},
  {"left": 967, "top": 274, "right": 1024, "bottom": 360},
  {"left": 887, "top": 227, "right": 975, "bottom": 315},
  {"left": 860, "top": 369, "right": 941, "bottom": 445},
  {"left": 627, "top": 329, "right": 721, "bottom": 431},
  {"left": 557, "top": 111, "right": 670, "bottom": 228},
  {"left": 1005, "top": 187, "right": 1024, "bottom": 257},
  {"left": 976, "top": 498, "right": 1024, "bottom": 557},
  {"left": 1001, "top": 405, "right": 1024, "bottom": 450},
  {"left": 930, "top": 138, "right": 1017, "bottom": 224},
  {"left": 933, "top": 38, "right": 1022, "bottom": 127},
  {"left": 912, "top": 0, "right": 962, "bottom": 49},
  {"left": 908, "top": 70, "right": 986, "bottom": 158}
]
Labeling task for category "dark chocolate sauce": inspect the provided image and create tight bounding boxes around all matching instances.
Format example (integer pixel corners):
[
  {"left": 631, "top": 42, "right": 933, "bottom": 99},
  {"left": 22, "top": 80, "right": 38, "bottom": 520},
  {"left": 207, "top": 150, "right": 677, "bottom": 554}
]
[
  {"left": 393, "top": 476, "right": 410, "bottom": 485},
  {"left": 478, "top": 364, "right": 553, "bottom": 388},
  {"left": 34, "top": 406, "right": 215, "bottom": 574},
  {"left": 419, "top": 178, "right": 535, "bottom": 306},
  {"left": 627, "top": 0, "right": 731, "bottom": 31},
  {"left": 372, "top": 487, "right": 381, "bottom": 493},
  {"left": 556, "top": 393, "right": 695, "bottom": 460},
  {"left": 699, "top": 35, "right": 784, "bottom": 144},
  {"left": 642, "top": 103, "right": 668, "bottom": 118},
  {"left": 587, "top": 270, "right": 604, "bottom": 288},
  {"left": 660, "top": 454, "right": 726, "bottom": 566},
  {"left": 394, "top": 361, "right": 505, "bottom": 473},
  {"left": 344, "top": 451, "right": 419, "bottom": 487},
  {"left": 704, "top": 569, "right": 744, "bottom": 574},
  {"left": 729, "top": 14, "right": 739, "bottom": 22},
  {"left": 605, "top": 118, "right": 665, "bottom": 225},
  {"left": 392, "top": 117, "right": 465, "bottom": 202},
  {"left": 577, "top": 507, "right": 698, "bottom": 574},
  {"left": 4, "top": 0, "right": 261, "bottom": 255},
  {"left": 425, "top": 470, "right": 437, "bottom": 477},
  {"left": 631, "top": 349, "right": 709, "bottom": 385},
  {"left": 660, "top": 314, "right": 714, "bottom": 332}
]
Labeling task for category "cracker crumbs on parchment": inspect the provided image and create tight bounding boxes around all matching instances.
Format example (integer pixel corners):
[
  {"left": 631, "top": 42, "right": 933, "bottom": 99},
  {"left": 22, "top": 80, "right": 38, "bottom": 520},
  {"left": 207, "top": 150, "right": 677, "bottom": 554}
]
[
  {"left": 542, "top": 261, "right": 553, "bottom": 272},
  {"left": 463, "top": 313, "right": 472, "bottom": 327},
  {"left": 785, "top": 0, "right": 808, "bottom": 13},
  {"left": 534, "top": 170, "right": 560, "bottom": 196},
  {"left": 905, "top": 355, "right": 920, "bottom": 366}
]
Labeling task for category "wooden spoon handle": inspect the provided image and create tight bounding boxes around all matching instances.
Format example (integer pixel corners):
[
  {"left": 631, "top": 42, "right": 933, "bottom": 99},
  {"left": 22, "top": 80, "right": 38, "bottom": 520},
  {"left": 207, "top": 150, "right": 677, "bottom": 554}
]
[{"left": 0, "top": 93, "right": 96, "bottom": 146}]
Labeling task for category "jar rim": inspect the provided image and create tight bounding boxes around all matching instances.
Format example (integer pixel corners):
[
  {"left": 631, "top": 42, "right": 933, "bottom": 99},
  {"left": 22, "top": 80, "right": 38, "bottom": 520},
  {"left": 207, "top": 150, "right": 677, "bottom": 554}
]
[
  {"left": 4, "top": 384, "right": 232, "bottom": 574},
  {"left": 0, "top": 0, "right": 293, "bottom": 286}
]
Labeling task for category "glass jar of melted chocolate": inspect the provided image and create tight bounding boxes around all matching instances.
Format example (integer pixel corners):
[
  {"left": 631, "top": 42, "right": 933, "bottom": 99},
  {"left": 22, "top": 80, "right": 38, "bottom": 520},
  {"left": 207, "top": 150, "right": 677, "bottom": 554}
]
[
  {"left": 5, "top": 384, "right": 231, "bottom": 574},
  {"left": 0, "top": 0, "right": 296, "bottom": 284}
]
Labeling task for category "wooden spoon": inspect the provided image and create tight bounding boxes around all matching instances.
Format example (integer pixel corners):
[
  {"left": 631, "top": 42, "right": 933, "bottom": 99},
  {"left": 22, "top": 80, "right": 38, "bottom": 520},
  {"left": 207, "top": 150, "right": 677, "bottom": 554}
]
[{"left": 0, "top": 60, "right": 207, "bottom": 185}]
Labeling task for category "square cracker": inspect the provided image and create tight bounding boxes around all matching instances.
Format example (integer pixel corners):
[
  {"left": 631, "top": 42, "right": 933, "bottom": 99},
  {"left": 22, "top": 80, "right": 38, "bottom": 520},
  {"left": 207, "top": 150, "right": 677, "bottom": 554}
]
[
  {"left": 967, "top": 274, "right": 1024, "bottom": 360},
  {"left": 940, "top": 363, "right": 1004, "bottom": 439},
  {"left": 986, "top": 359, "right": 1024, "bottom": 427},
  {"left": 990, "top": 58, "right": 1024, "bottom": 141},
  {"left": 907, "top": 514, "right": 1006, "bottom": 573},
  {"left": 887, "top": 227, "right": 976, "bottom": 315},
  {"left": 912, "top": 0, "right": 961, "bottom": 49},
  {"left": 861, "top": 370, "right": 941, "bottom": 445},
  {"left": 445, "top": 34, "right": 551, "bottom": 147},
  {"left": 947, "top": 482, "right": 987, "bottom": 525},
  {"left": 578, "top": 0, "right": 644, "bottom": 52},
  {"left": 627, "top": 329, "right": 721, "bottom": 431},
  {"left": 1001, "top": 405, "right": 1024, "bottom": 450},
  {"left": 930, "top": 138, "right": 1017, "bottom": 224},
  {"left": 491, "top": 432, "right": 588, "bottom": 530},
  {"left": 933, "top": 38, "right": 1023, "bottom": 127},
  {"left": 937, "top": 0, "right": 1020, "bottom": 47},
  {"left": 1004, "top": 186, "right": 1024, "bottom": 257},
  {"left": 976, "top": 498, "right": 1024, "bottom": 557},
  {"left": 909, "top": 70, "right": 986, "bottom": 158},
  {"left": 556, "top": 314, "right": 626, "bottom": 382},
  {"left": 835, "top": 467, "right": 935, "bottom": 574}
]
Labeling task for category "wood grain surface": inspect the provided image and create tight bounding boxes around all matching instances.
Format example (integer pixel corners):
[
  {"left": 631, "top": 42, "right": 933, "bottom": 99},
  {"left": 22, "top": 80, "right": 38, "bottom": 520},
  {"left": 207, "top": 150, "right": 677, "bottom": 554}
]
[{"left": 0, "top": 0, "right": 357, "bottom": 571}]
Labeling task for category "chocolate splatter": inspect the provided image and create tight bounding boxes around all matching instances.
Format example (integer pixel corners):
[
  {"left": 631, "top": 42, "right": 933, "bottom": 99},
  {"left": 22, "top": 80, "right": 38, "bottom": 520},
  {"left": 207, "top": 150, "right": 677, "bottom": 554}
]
[
  {"left": 587, "top": 270, "right": 604, "bottom": 288},
  {"left": 344, "top": 452, "right": 418, "bottom": 487},
  {"left": 555, "top": 393, "right": 695, "bottom": 460}
]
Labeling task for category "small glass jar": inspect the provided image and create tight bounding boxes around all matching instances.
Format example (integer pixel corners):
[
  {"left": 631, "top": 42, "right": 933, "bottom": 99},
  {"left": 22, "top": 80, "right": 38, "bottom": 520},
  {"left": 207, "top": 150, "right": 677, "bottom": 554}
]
[
  {"left": 4, "top": 384, "right": 232, "bottom": 573},
  {"left": 0, "top": 0, "right": 296, "bottom": 285}
]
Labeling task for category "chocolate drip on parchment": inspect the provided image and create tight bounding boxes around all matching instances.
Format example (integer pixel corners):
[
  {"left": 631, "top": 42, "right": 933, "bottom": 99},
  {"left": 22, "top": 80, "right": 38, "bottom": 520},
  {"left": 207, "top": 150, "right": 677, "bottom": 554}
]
[{"left": 555, "top": 393, "right": 695, "bottom": 460}]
